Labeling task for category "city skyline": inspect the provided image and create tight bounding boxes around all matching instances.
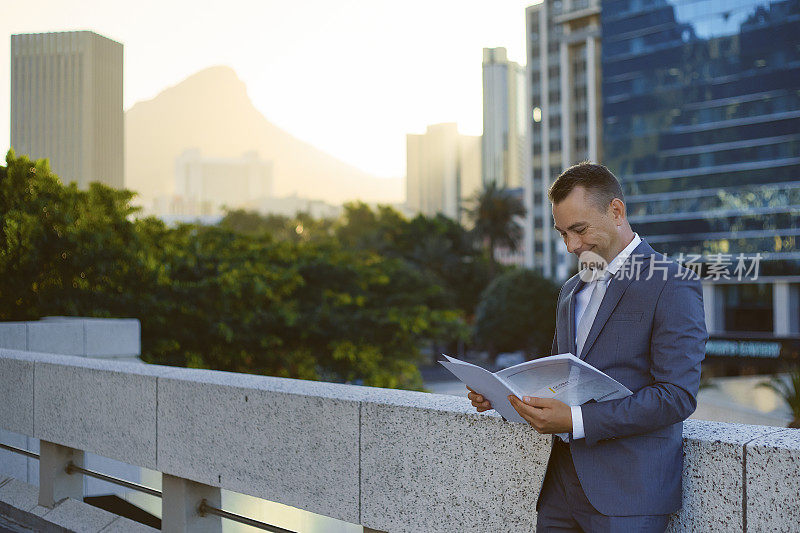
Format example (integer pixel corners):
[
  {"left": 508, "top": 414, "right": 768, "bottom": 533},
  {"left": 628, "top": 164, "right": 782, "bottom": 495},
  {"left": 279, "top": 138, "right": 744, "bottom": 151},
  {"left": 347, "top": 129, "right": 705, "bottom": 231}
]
[{"left": 0, "top": 0, "right": 539, "bottom": 184}]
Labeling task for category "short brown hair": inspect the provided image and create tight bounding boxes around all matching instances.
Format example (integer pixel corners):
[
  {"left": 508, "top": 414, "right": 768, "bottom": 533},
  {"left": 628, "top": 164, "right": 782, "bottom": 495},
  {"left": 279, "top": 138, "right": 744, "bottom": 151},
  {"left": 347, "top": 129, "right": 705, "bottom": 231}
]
[{"left": 548, "top": 162, "right": 624, "bottom": 211}]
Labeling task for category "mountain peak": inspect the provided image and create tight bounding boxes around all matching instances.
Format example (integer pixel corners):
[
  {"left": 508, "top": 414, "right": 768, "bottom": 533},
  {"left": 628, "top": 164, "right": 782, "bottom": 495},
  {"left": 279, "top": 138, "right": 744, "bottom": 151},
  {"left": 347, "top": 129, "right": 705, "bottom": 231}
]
[
  {"left": 130, "top": 65, "right": 250, "bottom": 113},
  {"left": 125, "top": 66, "right": 402, "bottom": 205},
  {"left": 174, "top": 65, "right": 246, "bottom": 94}
]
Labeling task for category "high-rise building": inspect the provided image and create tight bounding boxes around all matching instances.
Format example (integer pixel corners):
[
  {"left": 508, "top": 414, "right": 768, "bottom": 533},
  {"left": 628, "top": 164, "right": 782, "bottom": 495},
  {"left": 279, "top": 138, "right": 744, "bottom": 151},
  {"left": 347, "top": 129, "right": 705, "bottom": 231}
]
[
  {"left": 601, "top": 0, "right": 800, "bottom": 338},
  {"left": 406, "top": 123, "right": 482, "bottom": 220},
  {"left": 524, "top": 0, "right": 603, "bottom": 279},
  {"left": 482, "top": 47, "right": 528, "bottom": 190},
  {"left": 10, "top": 31, "right": 124, "bottom": 189}
]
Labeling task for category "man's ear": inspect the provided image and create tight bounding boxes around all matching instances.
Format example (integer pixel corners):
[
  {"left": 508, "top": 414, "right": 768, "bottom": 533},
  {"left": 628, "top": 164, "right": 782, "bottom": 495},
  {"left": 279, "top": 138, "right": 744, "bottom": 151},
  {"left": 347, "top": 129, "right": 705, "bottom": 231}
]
[{"left": 609, "top": 198, "right": 626, "bottom": 225}]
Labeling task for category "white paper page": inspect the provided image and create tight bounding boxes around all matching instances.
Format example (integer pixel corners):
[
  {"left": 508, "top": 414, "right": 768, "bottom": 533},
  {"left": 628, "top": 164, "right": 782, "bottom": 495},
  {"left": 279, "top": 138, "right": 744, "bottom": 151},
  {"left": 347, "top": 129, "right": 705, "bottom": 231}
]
[
  {"left": 441, "top": 353, "right": 460, "bottom": 363},
  {"left": 439, "top": 361, "right": 527, "bottom": 424},
  {"left": 496, "top": 354, "right": 631, "bottom": 406}
]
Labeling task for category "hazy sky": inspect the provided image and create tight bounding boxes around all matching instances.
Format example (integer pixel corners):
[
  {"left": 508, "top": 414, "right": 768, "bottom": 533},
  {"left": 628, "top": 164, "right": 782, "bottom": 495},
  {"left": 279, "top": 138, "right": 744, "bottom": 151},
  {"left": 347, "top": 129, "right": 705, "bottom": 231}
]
[{"left": 0, "top": 0, "right": 538, "bottom": 179}]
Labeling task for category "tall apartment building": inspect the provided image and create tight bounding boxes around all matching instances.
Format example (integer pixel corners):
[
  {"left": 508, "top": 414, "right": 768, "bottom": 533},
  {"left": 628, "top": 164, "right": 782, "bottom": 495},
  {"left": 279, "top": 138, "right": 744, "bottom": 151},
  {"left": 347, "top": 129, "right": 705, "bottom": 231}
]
[
  {"left": 602, "top": 0, "right": 800, "bottom": 340},
  {"left": 406, "top": 123, "right": 482, "bottom": 220},
  {"left": 482, "top": 47, "right": 528, "bottom": 190},
  {"left": 10, "top": 31, "right": 124, "bottom": 189},
  {"left": 169, "top": 149, "right": 273, "bottom": 215},
  {"left": 524, "top": 0, "right": 603, "bottom": 279}
]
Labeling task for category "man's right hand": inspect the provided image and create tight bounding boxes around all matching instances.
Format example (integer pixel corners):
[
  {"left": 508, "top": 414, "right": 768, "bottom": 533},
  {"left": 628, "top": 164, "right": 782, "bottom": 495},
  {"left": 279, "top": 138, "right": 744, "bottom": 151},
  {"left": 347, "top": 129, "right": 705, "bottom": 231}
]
[{"left": 467, "top": 387, "right": 493, "bottom": 412}]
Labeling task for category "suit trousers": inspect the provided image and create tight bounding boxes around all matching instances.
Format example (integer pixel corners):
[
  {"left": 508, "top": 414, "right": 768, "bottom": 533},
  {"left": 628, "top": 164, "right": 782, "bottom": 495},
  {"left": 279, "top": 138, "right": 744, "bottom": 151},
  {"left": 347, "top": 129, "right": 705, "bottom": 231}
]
[{"left": 536, "top": 439, "right": 670, "bottom": 532}]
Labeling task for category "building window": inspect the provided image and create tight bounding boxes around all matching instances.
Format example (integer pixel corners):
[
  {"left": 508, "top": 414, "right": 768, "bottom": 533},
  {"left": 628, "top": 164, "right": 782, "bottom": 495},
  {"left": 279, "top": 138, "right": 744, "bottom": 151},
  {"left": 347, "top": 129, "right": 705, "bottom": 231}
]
[{"left": 723, "top": 284, "right": 774, "bottom": 333}]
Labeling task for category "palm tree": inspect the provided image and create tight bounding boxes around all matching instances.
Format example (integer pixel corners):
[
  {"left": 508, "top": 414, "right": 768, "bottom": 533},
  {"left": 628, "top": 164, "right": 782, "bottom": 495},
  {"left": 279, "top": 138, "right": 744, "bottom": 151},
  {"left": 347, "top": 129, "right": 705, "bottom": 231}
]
[
  {"left": 466, "top": 181, "right": 527, "bottom": 278},
  {"left": 758, "top": 368, "right": 800, "bottom": 428}
]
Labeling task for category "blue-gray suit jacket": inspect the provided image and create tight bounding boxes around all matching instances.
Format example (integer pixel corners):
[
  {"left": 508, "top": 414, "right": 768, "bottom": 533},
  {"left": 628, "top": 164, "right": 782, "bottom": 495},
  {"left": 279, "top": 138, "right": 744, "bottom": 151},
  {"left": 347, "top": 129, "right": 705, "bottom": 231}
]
[{"left": 538, "top": 240, "right": 708, "bottom": 516}]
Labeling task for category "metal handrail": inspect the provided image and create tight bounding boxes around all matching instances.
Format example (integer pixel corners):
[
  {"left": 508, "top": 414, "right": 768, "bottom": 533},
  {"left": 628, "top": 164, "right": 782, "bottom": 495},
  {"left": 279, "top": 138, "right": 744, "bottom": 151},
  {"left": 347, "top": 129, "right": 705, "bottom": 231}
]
[
  {"left": 64, "top": 461, "right": 162, "bottom": 498},
  {"left": 198, "top": 499, "right": 297, "bottom": 533},
  {"left": 0, "top": 442, "right": 39, "bottom": 460},
  {"left": 2, "top": 443, "right": 293, "bottom": 531}
]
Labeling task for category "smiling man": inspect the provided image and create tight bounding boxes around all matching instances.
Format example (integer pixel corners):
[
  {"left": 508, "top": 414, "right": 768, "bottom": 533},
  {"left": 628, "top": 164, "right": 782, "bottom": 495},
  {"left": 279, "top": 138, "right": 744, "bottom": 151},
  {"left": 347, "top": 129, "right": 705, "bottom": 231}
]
[{"left": 468, "top": 162, "right": 707, "bottom": 532}]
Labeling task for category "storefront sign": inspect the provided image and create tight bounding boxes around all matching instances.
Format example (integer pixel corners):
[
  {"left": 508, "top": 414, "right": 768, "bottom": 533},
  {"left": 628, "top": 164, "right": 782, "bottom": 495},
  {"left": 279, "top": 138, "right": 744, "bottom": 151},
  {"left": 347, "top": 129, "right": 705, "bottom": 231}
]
[{"left": 706, "top": 337, "right": 800, "bottom": 360}]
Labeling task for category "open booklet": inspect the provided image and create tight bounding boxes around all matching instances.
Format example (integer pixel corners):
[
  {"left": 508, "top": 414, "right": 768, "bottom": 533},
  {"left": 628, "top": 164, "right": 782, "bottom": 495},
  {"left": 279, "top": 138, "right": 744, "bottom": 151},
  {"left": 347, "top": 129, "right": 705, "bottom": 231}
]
[{"left": 440, "top": 353, "right": 632, "bottom": 424}]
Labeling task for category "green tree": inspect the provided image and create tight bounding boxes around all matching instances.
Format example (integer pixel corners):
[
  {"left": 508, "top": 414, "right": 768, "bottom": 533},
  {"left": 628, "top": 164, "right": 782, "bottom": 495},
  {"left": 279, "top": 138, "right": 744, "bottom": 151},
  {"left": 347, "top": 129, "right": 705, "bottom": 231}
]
[
  {"left": 0, "top": 150, "right": 154, "bottom": 320},
  {"left": 219, "top": 208, "right": 334, "bottom": 243},
  {"left": 333, "top": 203, "right": 493, "bottom": 319},
  {"left": 466, "top": 181, "right": 527, "bottom": 279},
  {"left": 473, "top": 268, "right": 559, "bottom": 359},
  {"left": 758, "top": 369, "right": 800, "bottom": 428},
  {"left": 1, "top": 150, "right": 466, "bottom": 390},
  {"left": 219, "top": 203, "right": 488, "bottom": 360},
  {"left": 401, "top": 213, "right": 493, "bottom": 318}
]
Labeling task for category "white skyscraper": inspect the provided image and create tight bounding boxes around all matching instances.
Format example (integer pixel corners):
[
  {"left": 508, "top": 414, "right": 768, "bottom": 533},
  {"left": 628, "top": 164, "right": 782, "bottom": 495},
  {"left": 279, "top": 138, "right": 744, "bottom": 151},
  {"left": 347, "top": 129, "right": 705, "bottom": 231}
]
[
  {"left": 524, "top": 0, "right": 602, "bottom": 280},
  {"left": 482, "top": 47, "right": 528, "bottom": 190},
  {"left": 10, "top": 31, "right": 124, "bottom": 189},
  {"left": 406, "top": 123, "right": 481, "bottom": 221}
]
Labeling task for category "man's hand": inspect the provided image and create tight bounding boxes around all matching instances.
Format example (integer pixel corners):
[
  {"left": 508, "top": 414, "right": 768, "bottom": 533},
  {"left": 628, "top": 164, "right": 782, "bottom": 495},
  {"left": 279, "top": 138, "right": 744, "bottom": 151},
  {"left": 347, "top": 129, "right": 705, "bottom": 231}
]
[
  {"left": 467, "top": 387, "right": 492, "bottom": 412},
  {"left": 509, "top": 395, "right": 572, "bottom": 434}
]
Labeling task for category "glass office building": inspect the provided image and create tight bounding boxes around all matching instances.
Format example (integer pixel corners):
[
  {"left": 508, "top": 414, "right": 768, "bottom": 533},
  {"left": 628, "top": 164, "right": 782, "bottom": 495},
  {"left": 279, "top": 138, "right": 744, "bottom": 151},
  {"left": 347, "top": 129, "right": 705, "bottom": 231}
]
[{"left": 601, "top": 0, "right": 800, "bottom": 277}]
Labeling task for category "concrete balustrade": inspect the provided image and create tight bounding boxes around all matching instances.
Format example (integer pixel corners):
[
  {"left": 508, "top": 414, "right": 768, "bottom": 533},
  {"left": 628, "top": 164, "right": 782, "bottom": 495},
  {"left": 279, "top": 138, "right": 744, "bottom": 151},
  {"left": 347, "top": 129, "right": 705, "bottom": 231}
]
[
  {"left": 1, "top": 347, "right": 799, "bottom": 532},
  {"left": 0, "top": 317, "right": 145, "bottom": 504},
  {"left": 157, "top": 366, "right": 364, "bottom": 523}
]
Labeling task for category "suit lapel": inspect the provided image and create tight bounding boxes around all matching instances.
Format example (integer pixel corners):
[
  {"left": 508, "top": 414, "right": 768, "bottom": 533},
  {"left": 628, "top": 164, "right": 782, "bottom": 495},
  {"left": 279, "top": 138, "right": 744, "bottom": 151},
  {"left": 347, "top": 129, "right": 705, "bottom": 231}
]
[
  {"left": 578, "top": 273, "right": 633, "bottom": 359},
  {"left": 565, "top": 277, "right": 584, "bottom": 356},
  {"left": 578, "top": 241, "right": 654, "bottom": 360}
]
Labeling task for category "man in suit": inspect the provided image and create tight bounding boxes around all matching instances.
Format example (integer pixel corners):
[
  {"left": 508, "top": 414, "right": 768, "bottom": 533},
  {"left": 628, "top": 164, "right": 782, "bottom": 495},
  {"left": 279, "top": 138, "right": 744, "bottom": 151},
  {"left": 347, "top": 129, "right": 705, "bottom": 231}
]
[{"left": 468, "top": 162, "right": 707, "bottom": 531}]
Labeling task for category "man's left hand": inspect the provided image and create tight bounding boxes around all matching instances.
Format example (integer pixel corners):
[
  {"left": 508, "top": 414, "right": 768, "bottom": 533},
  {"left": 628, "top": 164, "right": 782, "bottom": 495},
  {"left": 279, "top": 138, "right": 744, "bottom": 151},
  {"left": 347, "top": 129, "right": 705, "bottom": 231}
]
[{"left": 508, "top": 395, "right": 572, "bottom": 434}]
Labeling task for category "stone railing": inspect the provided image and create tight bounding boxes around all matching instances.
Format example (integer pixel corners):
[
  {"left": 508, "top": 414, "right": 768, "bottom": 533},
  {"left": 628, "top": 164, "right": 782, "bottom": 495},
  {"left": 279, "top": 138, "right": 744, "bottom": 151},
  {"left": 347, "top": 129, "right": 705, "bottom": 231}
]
[
  {"left": 0, "top": 317, "right": 146, "bottom": 514},
  {"left": 1, "top": 347, "right": 799, "bottom": 532}
]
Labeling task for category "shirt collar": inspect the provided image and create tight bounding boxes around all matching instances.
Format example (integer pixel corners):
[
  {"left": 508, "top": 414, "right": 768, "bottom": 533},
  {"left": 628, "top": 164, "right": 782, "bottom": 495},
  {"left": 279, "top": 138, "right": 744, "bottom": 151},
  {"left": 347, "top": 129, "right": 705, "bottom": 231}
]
[{"left": 606, "top": 233, "right": 641, "bottom": 276}]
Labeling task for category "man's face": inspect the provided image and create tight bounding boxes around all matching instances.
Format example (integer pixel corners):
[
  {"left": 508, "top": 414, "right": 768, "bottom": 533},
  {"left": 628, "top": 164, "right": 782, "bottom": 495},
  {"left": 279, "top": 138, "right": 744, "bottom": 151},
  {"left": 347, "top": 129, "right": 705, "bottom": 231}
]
[{"left": 552, "top": 186, "right": 623, "bottom": 263}]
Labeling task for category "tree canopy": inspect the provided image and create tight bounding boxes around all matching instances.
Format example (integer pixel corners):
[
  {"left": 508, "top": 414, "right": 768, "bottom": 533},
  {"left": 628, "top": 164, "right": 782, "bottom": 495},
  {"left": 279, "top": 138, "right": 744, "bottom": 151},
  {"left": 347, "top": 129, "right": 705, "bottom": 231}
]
[
  {"left": 473, "top": 268, "right": 559, "bottom": 358},
  {"left": 0, "top": 151, "right": 468, "bottom": 389},
  {"left": 466, "top": 181, "right": 527, "bottom": 278},
  {"left": 1, "top": 150, "right": 559, "bottom": 387}
]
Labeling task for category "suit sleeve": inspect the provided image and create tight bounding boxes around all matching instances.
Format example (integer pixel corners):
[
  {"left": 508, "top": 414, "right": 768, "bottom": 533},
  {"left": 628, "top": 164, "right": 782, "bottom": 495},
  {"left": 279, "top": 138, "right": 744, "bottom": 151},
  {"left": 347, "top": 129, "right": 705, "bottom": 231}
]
[{"left": 580, "top": 275, "right": 707, "bottom": 447}]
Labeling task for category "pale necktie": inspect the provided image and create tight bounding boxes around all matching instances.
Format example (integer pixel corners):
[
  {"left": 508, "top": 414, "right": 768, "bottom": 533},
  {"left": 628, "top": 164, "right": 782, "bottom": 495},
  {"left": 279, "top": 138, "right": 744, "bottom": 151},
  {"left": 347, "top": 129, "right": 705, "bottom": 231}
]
[
  {"left": 576, "top": 270, "right": 613, "bottom": 358},
  {"left": 555, "top": 270, "right": 613, "bottom": 443}
]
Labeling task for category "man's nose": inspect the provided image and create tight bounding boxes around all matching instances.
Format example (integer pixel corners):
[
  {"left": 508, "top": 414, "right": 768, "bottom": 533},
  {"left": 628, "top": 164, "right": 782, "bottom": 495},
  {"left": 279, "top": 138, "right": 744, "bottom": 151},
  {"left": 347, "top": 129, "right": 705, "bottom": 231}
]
[{"left": 566, "top": 234, "right": 582, "bottom": 254}]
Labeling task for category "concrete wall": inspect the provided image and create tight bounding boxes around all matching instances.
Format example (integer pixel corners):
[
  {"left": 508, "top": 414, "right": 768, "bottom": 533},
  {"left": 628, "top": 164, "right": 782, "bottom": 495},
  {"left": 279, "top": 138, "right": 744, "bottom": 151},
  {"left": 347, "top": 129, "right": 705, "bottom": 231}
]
[
  {"left": 0, "top": 318, "right": 140, "bottom": 358},
  {"left": 0, "top": 349, "right": 798, "bottom": 532}
]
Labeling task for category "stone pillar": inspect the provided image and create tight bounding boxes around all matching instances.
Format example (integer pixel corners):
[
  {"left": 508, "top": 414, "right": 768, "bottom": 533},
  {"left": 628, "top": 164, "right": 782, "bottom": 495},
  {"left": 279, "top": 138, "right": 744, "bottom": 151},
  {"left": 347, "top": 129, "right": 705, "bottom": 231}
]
[
  {"left": 559, "top": 41, "right": 572, "bottom": 170},
  {"left": 38, "top": 440, "right": 83, "bottom": 508},
  {"left": 556, "top": 40, "right": 574, "bottom": 281},
  {"left": 702, "top": 282, "right": 725, "bottom": 334},
  {"left": 162, "top": 473, "right": 222, "bottom": 532},
  {"left": 773, "top": 281, "right": 800, "bottom": 335},
  {"left": 522, "top": 140, "right": 535, "bottom": 268},
  {"left": 586, "top": 36, "right": 599, "bottom": 162}
]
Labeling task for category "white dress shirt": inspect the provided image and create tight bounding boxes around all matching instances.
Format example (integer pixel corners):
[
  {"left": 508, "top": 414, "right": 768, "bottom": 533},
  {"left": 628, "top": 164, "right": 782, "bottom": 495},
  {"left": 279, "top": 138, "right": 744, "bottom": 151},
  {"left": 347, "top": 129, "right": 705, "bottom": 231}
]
[{"left": 568, "top": 233, "right": 641, "bottom": 440}]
